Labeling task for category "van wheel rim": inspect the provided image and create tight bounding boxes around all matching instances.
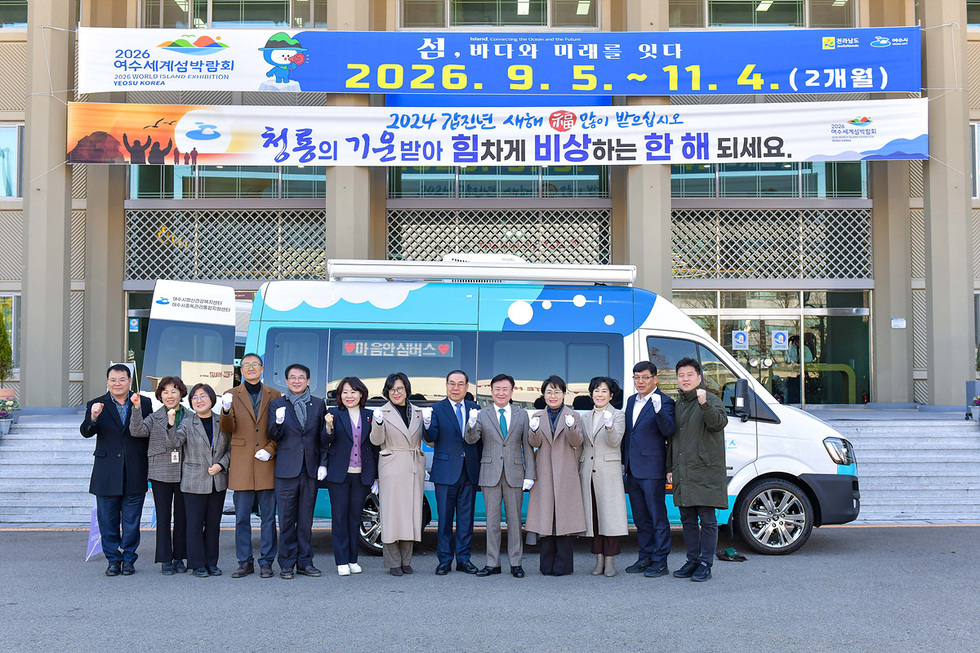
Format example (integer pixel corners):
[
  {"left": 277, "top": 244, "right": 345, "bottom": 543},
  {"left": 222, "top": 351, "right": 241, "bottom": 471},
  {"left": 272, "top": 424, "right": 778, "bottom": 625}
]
[{"left": 745, "top": 489, "right": 806, "bottom": 549}]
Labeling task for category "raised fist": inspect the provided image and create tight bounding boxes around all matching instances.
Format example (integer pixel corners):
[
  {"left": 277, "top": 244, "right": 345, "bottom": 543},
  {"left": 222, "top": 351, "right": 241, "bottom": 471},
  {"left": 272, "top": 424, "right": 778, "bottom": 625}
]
[
  {"left": 467, "top": 410, "right": 478, "bottom": 428},
  {"left": 167, "top": 408, "right": 176, "bottom": 426},
  {"left": 529, "top": 416, "right": 540, "bottom": 432},
  {"left": 325, "top": 413, "right": 334, "bottom": 430},
  {"left": 373, "top": 408, "right": 383, "bottom": 424},
  {"left": 603, "top": 409, "right": 613, "bottom": 428},
  {"left": 275, "top": 406, "right": 286, "bottom": 424},
  {"left": 564, "top": 414, "right": 575, "bottom": 428},
  {"left": 696, "top": 388, "right": 707, "bottom": 405},
  {"left": 90, "top": 403, "right": 104, "bottom": 421},
  {"left": 130, "top": 394, "right": 141, "bottom": 408},
  {"left": 221, "top": 393, "right": 233, "bottom": 411}
]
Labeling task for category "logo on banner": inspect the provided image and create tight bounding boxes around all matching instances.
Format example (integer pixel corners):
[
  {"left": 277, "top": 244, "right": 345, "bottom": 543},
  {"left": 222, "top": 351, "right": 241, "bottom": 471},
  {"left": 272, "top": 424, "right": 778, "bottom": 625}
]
[
  {"left": 185, "top": 122, "right": 222, "bottom": 141},
  {"left": 158, "top": 34, "right": 229, "bottom": 56},
  {"left": 549, "top": 111, "right": 577, "bottom": 132},
  {"left": 155, "top": 297, "right": 170, "bottom": 305},
  {"left": 732, "top": 330, "right": 749, "bottom": 351},
  {"left": 846, "top": 116, "right": 873, "bottom": 126},
  {"left": 822, "top": 37, "right": 835, "bottom": 50},
  {"left": 259, "top": 32, "right": 307, "bottom": 90},
  {"left": 870, "top": 36, "right": 892, "bottom": 48}
]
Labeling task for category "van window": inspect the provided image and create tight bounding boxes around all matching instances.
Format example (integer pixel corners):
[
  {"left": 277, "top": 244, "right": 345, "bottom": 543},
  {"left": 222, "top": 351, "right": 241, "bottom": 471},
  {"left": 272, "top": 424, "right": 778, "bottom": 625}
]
[
  {"left": 269, "top": 330, "right": 324, "bottom": 395},
  {"left": 697, "top": 345, "right": 740, "bottom": 408},
  {"left": 328, "top": 329, "right": 476, "bottom": 402},
  {"left": 646, "top": 336, "right": 699, "bottom": 394},
  {"left": 142, "top": 319, "right": 233, "bottom": 391}
]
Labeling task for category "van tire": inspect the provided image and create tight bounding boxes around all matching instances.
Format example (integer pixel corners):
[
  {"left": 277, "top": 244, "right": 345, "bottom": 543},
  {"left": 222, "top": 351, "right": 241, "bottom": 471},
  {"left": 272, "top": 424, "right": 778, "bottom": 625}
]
[
  {"left": 734, "top": 478, "right": 814, "bottom": 555},
  {"left": 357, "top": 493, "right": 432, "bottom": 556}
]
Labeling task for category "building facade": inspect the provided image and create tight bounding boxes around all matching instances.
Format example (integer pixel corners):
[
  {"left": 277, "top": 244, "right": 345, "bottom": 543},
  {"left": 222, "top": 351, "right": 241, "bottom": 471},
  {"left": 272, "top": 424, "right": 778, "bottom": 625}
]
[{"left": 1, "top": 0, "right": 977, "bottom": 407}]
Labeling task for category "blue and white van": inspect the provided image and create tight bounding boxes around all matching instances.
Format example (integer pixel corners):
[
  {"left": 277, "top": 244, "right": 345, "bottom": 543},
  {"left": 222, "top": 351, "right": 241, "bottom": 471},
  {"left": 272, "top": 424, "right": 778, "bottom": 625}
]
[{"left": 146, "top": 260, "right": 859, "bottom": 556}]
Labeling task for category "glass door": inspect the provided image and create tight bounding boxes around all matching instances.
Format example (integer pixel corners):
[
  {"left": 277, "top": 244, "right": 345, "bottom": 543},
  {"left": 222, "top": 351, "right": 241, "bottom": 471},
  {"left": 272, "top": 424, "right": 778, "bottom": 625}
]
[{"left": 720, "top": 317, "right": 802, "bottom": 405}]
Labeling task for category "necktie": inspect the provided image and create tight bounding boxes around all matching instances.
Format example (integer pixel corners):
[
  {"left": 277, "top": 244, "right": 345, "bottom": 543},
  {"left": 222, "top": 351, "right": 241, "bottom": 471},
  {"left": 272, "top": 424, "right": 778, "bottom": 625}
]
[
  {"left": 455, "top": 402, "right": 464, "bottom": 433},
  {"left": 499, "top": 408, "right": 508, "bottom": 440}
]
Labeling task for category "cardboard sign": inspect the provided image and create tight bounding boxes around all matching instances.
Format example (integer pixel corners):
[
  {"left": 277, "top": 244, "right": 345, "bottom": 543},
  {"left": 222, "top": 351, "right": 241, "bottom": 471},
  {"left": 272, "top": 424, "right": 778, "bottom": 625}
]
[{"left": 180, "top": 361, "right": 235, "bottom": 395}]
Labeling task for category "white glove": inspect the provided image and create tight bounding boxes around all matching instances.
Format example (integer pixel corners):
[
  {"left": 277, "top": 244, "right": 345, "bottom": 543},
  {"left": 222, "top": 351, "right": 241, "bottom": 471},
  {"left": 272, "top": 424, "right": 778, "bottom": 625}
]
[
  {"left": 529, "top": 416, "right": 540, "bottom": 431},
  {"left": 254, "top": 449, "right": 271, "bottom": 462},
  {"left": 467, "top": 410, "right": 478, "bottom": 428},
  {"left": 651, "top": 393, "right": 662, "bottom": 413},
  {"left": 371, "top": 480, "right": 379, "bottom": 495},
  {"left": 221, "top": 393, "right": 233, "bottom": 411},
  {"left": 316, "top": 466, "right": 327, "bottom": 481},
  {"left": 373, "top": 408, "right": 383, "bottom": 424},
  {"left": 522, "top": 479, "right": 534, "bottom": 491},
  {"left": 422, "top": 406, "right": 432, "bottom": 427},
  {"left": 564, "top": 414, "right": 574, "bottom": 428},
  {"left": 275, "top": 406, "right": 286, "bottom": 424},
  {"left": 603, "top": 409, "right": 614, "bottom": 428}
]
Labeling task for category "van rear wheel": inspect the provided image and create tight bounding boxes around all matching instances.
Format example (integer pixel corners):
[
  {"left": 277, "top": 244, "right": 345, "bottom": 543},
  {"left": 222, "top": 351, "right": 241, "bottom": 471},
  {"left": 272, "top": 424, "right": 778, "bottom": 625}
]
[{"left": 734, "top": 478, "right": 813, "bottom": 555}]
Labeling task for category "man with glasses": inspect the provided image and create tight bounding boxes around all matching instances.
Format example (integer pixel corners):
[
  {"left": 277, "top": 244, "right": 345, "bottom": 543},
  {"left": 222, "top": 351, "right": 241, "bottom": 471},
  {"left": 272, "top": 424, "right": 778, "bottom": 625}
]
[
  {"left": 219, "top": 353, "right": 282, "bottom": 579},
  {"left": 621, "top": 361, "right": 676, "bottom": 578},
  {"left": 423, "top": 370, "right": 482, "bottom": 575},
  {"left": 267, "top": 363, "right": 329, "bottom": 579}
]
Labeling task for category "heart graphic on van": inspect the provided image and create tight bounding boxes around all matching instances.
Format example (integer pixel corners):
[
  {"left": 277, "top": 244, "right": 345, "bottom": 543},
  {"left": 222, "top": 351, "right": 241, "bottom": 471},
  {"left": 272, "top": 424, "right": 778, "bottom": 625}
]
[
  {"left": 344, "top": 342, "right": 356, "bottom": 353},
  {"left": 438, "top": 344, "right": 450, "bottom": 354}
]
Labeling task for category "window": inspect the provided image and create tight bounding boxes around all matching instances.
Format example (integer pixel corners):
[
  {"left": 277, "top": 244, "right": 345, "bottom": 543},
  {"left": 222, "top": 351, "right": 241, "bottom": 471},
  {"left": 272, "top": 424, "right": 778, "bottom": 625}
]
[
  {"left": 143, "top": 0, "right": 328, "bottom": 28},
  {"left": 141, "top": 319, "right": 234, "bottom": 389},
  {"left": 0, "top": 294, "right": 20, "bottom": 369},
  {"left": 402, "top": 0, "right": 598, "bottom": 28},
  {"left": 969, "top": 1, "right": 980, "bottom": 27},
  {"left": 646, "top": 335, "right": 744, "bottom": 410},
  {"left": 269, "top": 329, "right": 326, "bottom": 395},
  {"left": 130, "top": 166, "right": 327, "bottom": 199},
  {"left": 389, "top": 165, "right": 609, "bottom": 198},
  {"left": 0, "top": 0, "right": 27, "bottom": 27},
  {"left": 671, "top": 161, "right": 866, "bottom": 198},
  {"left": 0, "top": 125, "right": 22, "bottom": 198},
  {"left": 669, "top": 0, "right": 854, "bottom": 29}
]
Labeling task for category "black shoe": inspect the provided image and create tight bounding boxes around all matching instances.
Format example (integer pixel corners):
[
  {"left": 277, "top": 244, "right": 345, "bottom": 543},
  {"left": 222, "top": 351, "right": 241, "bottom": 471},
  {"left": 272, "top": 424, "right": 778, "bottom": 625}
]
[
  {"left": 456, "top": 560, "right": 479, "bottom": 574},
  {"left": 207, "top": 565, "right": 222, "bottom": 576},
  {"left": 172, "top": 560, "right": 187, "bottom": 574},
  {"left": 673, "top": 560, "right": 698, "bottom": 579},
  {"left": 643, "top": 561, "right": 669, "bottom": 578},
  {"left": 691, "top": 562, "right": 712, "bottom": 582},
  {"left": 435, "top": 562, "right": 452, "bottom": 575},
  {"left": 280, "top": 568, "right": 294, "bottom": 579},
  {"left": 297, "top": 565, "right": 321, "bottom": 577},
  {"left": 401, "top": 565, "right": 414, "bottom": 574},
  {"left": 625, "top": 558, "right": 653, "bottom": 573},
  {"left": 161, "top": 562, "right": 174, "bottom": 576},
  {"left": 259, "top": 564, "right": 274, "bottom": 578},
  {"left": 121, "top": 561, "right": 135, "bottom": 576},
  {"left": 389, "top": 567, "right": 403, "bottom": 576},
  {"left": 193, "top": 567, "right": 209, "bottom": 578},
  {"left": 232, "top": 562, "right": 254, "bottom": 578},
  {"left": 511, "top": 566, "right": 525, "bottom": 578},
  {"left": 475, "top": 566, "right": 501, "bottom": 577},
  {"left": 105, "top": 561, "right": 121, "bottom": 577}
]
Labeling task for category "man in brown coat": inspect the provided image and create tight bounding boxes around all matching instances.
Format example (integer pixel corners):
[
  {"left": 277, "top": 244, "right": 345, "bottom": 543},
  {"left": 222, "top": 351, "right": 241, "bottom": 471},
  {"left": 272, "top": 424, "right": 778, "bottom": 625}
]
[{"left": 219, "top": 353, "right": 281, "bottom": 579}]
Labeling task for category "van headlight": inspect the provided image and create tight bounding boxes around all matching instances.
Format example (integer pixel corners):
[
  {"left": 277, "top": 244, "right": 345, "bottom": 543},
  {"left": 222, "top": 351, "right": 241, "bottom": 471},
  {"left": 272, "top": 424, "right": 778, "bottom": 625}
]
[{"left": 823, "top": 437, "right": 855, "bottom": 466}]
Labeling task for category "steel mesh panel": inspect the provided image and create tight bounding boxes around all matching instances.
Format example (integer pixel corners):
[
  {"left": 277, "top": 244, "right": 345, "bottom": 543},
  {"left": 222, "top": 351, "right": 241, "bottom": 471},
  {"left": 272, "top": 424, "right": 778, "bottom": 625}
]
[
  {"left": 0, "top": 41, "right": 27, "bottom": 111},
  {"left": 909, "top": 160, "right": 923, "bottom": 199},
  {"left": 386, "top": 208, "right": 611, "bottom": 264},
  {"left": 910, "top": 209, "right": 925, "bottom": 278},
  {"left": 969, "top": 41, "right": 980, "bottom": 111},
  {"left": 672, "top": 208, "right": 871, "bottom": 279},
  {"left": 974, "top": 209, "right": 980, "bottom": 279},
  {"left": 0, "top": 209, "right": 22, "bottom": 281},
  {"left": 69, "top": 381, "right": 84, "bottom": 408},
  {"left": 71, "top": 210, "right": 85, "bottom": 281},
  {"left": 911, "top": 288, "right": 927, "bottom": 371},
  {"left": 71, "top": 165, "right": 87, "bottom": 200},
  {"left": 69, "top": 291, "right": 84, "bottom": 372},
  {"left": 126, "top": 209, "right": 328, "bottom": 280},
  {"left": 912, "top": 380, "right": 928, "bottom": 405}
]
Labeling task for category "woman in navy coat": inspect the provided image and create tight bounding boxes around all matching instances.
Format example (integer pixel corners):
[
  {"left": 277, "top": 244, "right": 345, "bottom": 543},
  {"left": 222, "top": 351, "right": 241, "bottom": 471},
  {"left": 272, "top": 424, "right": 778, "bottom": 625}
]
[{"left": 323, "top": 377, "right": 379, "bottom": 576}]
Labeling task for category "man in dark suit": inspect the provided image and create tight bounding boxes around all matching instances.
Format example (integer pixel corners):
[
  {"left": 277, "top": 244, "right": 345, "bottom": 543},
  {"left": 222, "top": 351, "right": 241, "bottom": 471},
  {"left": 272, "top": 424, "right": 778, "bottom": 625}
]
[
  {"left": 423, "top": 370, "right": 482, "bottom": 575},
  {"left": 80, "top": 363, "right": 153, "bottom": 576},
  {"left": 267, "top": 363, "right": 328, "bottom": 579},
  {"left": 621, "top": 361, "right": 676, "bottom": 578}
]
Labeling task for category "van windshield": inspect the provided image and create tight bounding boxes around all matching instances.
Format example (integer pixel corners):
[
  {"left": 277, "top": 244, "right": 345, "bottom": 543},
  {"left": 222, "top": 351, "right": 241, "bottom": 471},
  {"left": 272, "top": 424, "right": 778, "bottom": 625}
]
[{"left": 141, "top": 318, "right": 235, "bottom": 393}]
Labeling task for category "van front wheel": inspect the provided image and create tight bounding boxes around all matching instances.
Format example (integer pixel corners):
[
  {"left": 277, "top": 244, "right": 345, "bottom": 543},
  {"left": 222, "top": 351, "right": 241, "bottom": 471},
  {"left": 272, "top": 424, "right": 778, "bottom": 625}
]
[{"left": 734, "top": 478, "right": 813, "bottom": 555}]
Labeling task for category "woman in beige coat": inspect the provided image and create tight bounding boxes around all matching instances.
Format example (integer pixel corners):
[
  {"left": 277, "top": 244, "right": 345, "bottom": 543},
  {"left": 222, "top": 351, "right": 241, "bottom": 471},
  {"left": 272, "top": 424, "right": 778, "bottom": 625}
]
[
  {"left": 369, "top": 372, "right": 425, "bottom": 576},
  {"left": 526, "top": 375, "right": 587, "bottom": 576},
  {"left": 580, "top": 376, "right": 628, "bottom": 577}
]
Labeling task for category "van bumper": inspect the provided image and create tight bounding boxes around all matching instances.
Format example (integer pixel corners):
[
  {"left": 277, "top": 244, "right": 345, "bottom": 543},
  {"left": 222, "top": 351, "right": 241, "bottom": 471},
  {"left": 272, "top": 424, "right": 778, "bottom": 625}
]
[{"left": 800, "top": 473, "right": 860, "bottom": 525}]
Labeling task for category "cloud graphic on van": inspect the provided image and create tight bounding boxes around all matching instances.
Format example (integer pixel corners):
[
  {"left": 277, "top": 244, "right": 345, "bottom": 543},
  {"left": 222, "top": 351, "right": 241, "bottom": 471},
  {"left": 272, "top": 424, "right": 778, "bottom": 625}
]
[{"left": 261, "top": 280, "right": 423, "bottom": 312}]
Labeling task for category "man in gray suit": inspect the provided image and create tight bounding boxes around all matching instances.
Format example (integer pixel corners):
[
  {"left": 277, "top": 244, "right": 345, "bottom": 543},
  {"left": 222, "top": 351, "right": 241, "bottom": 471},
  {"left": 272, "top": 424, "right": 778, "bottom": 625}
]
[{"left": 464, "top": 374, "right": 535, "bottom": 578}]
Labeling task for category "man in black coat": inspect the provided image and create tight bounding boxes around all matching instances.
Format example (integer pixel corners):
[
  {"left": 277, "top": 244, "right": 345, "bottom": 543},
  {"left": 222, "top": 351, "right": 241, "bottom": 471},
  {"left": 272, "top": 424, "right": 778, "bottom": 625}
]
[{"left": 80, "top": 364, "right": 153, "bottom": 576}]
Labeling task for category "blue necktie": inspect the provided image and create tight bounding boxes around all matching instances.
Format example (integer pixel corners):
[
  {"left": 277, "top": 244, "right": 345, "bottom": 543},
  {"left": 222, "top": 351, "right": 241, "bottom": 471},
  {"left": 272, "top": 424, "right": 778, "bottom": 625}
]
[
  {"left": 455, "top": 402, "right": 464, "bottom": 433},
  {"left": 499, "top": 408, "right": 507, "bottom": 440}
]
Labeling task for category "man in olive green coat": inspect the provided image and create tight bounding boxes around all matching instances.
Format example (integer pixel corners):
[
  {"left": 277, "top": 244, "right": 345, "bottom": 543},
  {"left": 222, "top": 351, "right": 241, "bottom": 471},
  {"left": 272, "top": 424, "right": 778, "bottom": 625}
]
[{"left": 668, "top": 356, "right": 728, "bottom": 582}]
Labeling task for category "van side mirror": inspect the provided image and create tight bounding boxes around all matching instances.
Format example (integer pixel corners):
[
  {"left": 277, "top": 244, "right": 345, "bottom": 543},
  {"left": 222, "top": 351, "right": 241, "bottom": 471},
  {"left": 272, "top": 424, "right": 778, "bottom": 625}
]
[{"left": 734, "top": 378, "right": 751, "bottom": 422}]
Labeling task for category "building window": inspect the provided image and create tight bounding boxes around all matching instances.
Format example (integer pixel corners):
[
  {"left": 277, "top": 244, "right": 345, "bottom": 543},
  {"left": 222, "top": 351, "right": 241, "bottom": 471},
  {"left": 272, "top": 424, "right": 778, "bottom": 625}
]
[
  {"left": 969, "top": 1, "right": 980, "bottom": 27},
  {"left": 669, "top": 0, "right": 855, "bottom": 29},
  {"left": 388, "top": 165, "right": 609, "bottom": 198},
  {"left": 972, "top": 123, "right": 979, "bottom": 199},
  {"left": 0, "top": 294, "right": 20, "bottom": 369},
  {"left": 0, "top": 0, "right": 27, "bottom": 28},
  {"left": 0, "top": 124, "right": 22, "bottom": 198},
  {"left": 402, "top": 0, "right": 598, "bottom": 28},
  {"left": 143, "top": 0, "right": 328, "bottom": 28},
  {"left": 671, "top": 161, "right": 866, "bottom": 198},
  {"left": 129, "top": 165, "right": 327, "bottom": 199}
]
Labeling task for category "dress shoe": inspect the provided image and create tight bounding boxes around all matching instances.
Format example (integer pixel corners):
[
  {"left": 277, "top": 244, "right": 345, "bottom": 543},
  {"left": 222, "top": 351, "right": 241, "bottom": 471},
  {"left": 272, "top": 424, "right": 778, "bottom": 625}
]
[
  {"left": 435, "top": 562, "right": 452, "bottom": 575},
  {"left": 389, "top": 567, "right": 403, "bottom": 576},
  {"left": 297, "top": 565, "right": 321, "bottom": 577},
  {"left": 511, "top": 566, "right": 525, "bottom": 578},
  {"left": 591, "top": 554, "right": 605, "bottom": 576},
  {"left": 105, "top": 561, "right": 121, "bottom": 577},
  {"left": 193, "top": 567, "right": 209, "bottom": 578},
  {"left": 232, "top": 562, "right": 254, "bottom": 578},
  {"left": 338, "top": 564, "right": 351, "bottom": 576},
  {"left": 625, "top": 558, "right": 653, "bottom": 573},
  {"left": 207, "top": 565, "right": 222, "bottom": 576},
  {"left": 475, "top": 565, "right": 501, "bottom": 577},
  {"left": 643, "top": 561, "right": 669, "bottom": 578},
  {"left": 161, "top": 562, "right": 174, "bottom": 576},
  {"left": 172, "top": 560, "right": 187, "bottom": 574},
  {"left": 691, "top": 562, "right": 712, "bottom": 582},
  {"left": 673, "top": 560, "right": 699, "bottom": 579},
  {"left": 279, "top": 568, "right": 294, "bottom": 579},
  {"left": 121, "top": 561, "right": 135, "bottom": 576},
  {"left": 401, "top": 565, "right": 414, "bottom": 574},
  {"left": 604, "top": 556, "right": 617, "bottom": 577},
  {"left": 348, "top": 563, "right": 362, "bottom": 574},
  {"left": 259, "top": 564, "right": 274, "bottom": 578},
  {"left": 456, "top": 560, "right": 479, "bottom": 574}
]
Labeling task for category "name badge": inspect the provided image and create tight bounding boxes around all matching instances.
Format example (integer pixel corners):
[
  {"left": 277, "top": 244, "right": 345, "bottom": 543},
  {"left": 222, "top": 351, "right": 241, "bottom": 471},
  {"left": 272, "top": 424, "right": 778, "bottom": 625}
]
[{"left": 171, "top": 450, "right": 180, "bottom": 464}]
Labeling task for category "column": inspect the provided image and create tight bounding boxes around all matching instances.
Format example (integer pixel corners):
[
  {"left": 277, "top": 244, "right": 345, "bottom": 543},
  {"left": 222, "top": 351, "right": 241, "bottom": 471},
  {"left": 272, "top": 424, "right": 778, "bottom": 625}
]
[{"left": 921, "top": 0, "right": 976, "bottom": 404}]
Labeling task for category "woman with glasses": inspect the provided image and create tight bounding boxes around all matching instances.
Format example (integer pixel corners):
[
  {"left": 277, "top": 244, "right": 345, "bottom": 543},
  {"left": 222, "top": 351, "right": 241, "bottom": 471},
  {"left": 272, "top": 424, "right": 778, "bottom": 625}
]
[
  {"left": 526, "top": 375, "right": 587, "bottom": 576},
  {"left": 129, "top": 375, "right": 189, "bottom": 575},
  {"left": 173, "top": 383, "right": 231, "bottom": 578},
  {"left": 369, "top": 372, "right": 425, "bottom": 576}
]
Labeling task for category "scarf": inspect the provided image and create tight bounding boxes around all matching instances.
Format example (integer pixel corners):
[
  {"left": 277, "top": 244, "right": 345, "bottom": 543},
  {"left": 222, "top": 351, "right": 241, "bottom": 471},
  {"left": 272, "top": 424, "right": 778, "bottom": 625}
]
[{"left": 286, "top": 387, "right": 311, "bottom": 428}]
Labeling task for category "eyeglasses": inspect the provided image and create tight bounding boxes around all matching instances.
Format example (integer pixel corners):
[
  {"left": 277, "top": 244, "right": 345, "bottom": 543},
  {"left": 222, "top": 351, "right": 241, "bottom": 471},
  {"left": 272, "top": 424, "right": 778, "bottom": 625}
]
[
  {"left": 633, "top": 374, "right": 654, "bottom": 381},
  {"left": 241, "top": 363, "right": 262, "bottom": 370},
  {"left": 447, "top": 382, "right": 468, "bottom": 389},
  {"left": 390, "top": 386, "right": 406, "bottom": 393},
  {"left": 191, "top": 394, "right": 210, "bottom": 402},
  {"left": 286, "top": 375, "right": 307, "bottom": 381},
  {"left": 544, "top": 389, "right": 564, "bottom": 397}
]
